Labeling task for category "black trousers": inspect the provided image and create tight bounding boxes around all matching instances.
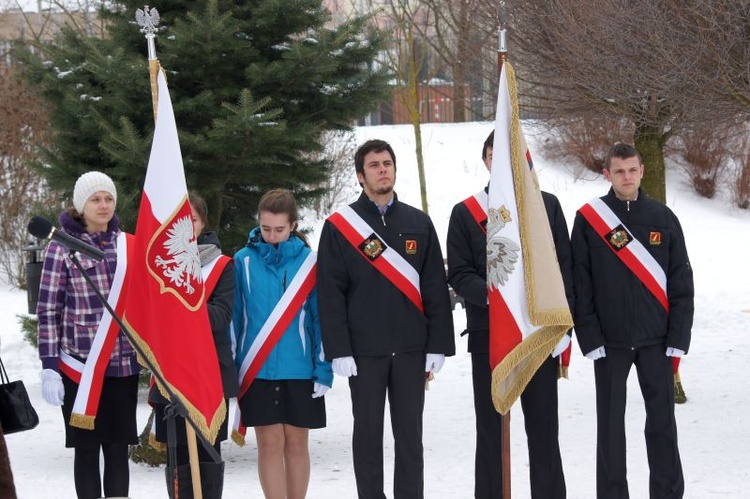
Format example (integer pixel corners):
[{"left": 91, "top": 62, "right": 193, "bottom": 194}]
[
  {"left": 471, "top": 351, "right": 565, "bottom": 499},
  {"left": 349, "top": 352, "right": 426, "bottom": 499},
  {"left": 594, "top": 344, "right": 683, "bottom": 499}
]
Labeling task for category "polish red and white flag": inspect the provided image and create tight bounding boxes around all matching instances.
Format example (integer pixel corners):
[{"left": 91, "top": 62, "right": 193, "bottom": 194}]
[
  {"left": 123, "top": 70, "right": 225, "bottom": 443},
  {"left": 487, "top": 61, "right": 574, "bottom": 415}
]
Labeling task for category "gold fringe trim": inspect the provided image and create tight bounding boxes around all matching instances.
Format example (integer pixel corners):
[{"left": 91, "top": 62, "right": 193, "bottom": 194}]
[
  {"left": 69, "top": 413, "right": 95, "bottom": 430},
  {"left": 558, "top": 364, "right": 569, "bottom": 380},
  {"left": 491, "top": 324, "right": 569, "bottom": 415},
  {"left": 505, "top": 61, "right": 574, "bottom": 329},
  {"left": 674, "top": 372, "right": 687, "bottom": 404},
  {"left": 231, "top": 429, "right": 246, "bottom": 447},
  {"left": 122, "top": 318, "right": 228, "bottom": 446},
  {"left": 149, "top": 433, "right": 167, "bottom": 452}
]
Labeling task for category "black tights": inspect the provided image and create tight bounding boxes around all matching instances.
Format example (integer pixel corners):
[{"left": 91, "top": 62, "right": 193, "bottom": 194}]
[{"left": 73, "top": 443, "right": 129, "bottom": 499}]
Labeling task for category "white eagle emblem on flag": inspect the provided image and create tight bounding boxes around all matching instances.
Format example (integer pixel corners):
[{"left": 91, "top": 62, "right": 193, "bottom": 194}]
[
  {"left": 154, "top": 215, "right": 202, "bottom": 294},
  {"left": 486, "top": 205, "right": 520, "bottom": 289}
]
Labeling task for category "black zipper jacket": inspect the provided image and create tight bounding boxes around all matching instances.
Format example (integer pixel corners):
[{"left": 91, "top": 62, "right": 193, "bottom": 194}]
[
  {"left": 317, "top": 192, "right": 455, "bottom": 359},
  {"left": 571, "top": 188, "right": 694, "bottom": 355}
]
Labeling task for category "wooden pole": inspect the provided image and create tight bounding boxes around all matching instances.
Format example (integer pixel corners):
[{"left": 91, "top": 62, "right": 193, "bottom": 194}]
[
  {"left": 497, "top": 7, "right": 511, "bottom": 497},
  {"left": 186, "top": 425, "right": 204, "bottom": 499},
  {"left": 501, "top": 412, "right": 511, "bottom": 499},
  {"left": 148, "top": 57, "right": 160, "bottom": 122}
]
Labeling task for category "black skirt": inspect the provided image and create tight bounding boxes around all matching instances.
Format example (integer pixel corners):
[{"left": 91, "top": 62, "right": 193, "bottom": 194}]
[
  {"left": 238, "top": 379, "right": 326, "bottom": 429},
  {"left": 61, "top": 373, "right": 139, "bottom": 448}
]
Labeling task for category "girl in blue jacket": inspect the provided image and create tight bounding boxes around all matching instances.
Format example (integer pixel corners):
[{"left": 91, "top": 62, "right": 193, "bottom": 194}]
[{"left": 232, "top": 189, "right": 332, "bottom": 499}]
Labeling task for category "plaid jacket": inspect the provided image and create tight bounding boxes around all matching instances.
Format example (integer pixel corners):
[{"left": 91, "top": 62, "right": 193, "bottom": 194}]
[{"left": 37, "top": 212, "right": 139, "bottom": 377}]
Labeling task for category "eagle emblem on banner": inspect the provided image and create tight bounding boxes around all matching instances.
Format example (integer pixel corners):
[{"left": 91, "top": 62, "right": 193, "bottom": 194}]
[
  {"left": 149, "top": 212, "right": 204, "bottom": 310},
  {"left": 487, "top": 205, "right": 520, "bottom": 289}
]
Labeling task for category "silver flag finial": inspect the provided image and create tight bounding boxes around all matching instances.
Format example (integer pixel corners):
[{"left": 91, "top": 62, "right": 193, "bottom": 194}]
[
  {"left": 497, "top": 1, "right": 507, "bottom": 53},
  {"left": 135, "top": 5, "right": 161, "bottom": 60},
  {"left": 135, "top": 5, "right": 160, "bottom": 35}
]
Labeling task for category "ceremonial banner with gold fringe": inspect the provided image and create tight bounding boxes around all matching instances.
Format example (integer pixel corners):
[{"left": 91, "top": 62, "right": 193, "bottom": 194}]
[
  {"left": 487, "top": 61, "right": 574, "bottom": 415},
  {"left": 122, "top": 70, "right": 225, "bottom": 444}
]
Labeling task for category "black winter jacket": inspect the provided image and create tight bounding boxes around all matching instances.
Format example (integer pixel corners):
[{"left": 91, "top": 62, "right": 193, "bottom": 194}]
[
  {"left": 317, "top": 192, "right": 455, "bottom": 359},
  {"left": 571, "top": 188, "right": 694, "bottom": 355},
  {"left": 446, "top": 188, "right": 574, "bottom": 353}
]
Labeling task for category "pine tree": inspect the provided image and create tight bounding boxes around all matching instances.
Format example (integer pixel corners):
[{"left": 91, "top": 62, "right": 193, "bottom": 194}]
[{"left": 21, "top": 0, "right": 389, "bottom": 251}]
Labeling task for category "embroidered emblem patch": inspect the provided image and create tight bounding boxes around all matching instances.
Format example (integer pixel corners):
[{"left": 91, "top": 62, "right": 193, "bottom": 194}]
[
  {"left": 405, "top": 240, "right": 417, "bottom": 254},
  {"left": 649, "top": 231, "right": 661, "bottom": 245},
  {"left": 359, "top": 233, "right": 385, "bottom": 261},
  {"left": 607, "top": 224, "right": 631, "bottom": 250}
]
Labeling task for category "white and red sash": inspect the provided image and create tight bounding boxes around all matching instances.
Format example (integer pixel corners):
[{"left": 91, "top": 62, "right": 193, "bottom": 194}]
[
  {"left": 579, "top": 197, "right": 669, "bottom": 311},
  {"left": 327, "top": 205, "right": 423, "bottom": 312},
  {"left": 67, "top": 232, "right": 133, "bottom": 430},
  {"left": 231, "top": 251, "right": 317, "bottom": 445},
  {"left": 202, "top": 254, "right": 232, "bottom": 297},
  {"left": 462, "top": 190, "right": 488, "bottom": 233},
  {"left": 59, "top": 350, "right": 84, "bottom": 383}
]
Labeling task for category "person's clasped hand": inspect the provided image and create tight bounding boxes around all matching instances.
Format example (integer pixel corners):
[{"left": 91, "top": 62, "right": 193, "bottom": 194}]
[
  {"left": 332, "top": 356, "right": 358, "bottom": 377},
  {"left": 41, "top": 369, "right": 65, "bottom": 406},
  {"left": 425, "top": 353, "right": 445, "bottom": 374},
  {"left": 551, "top": 335, "right": 571, "bottom": 358},
  {"left": 585, "top": 346, "right": 606, "bottom": 361},
  {"left": 311, "top": 382, "right": 329, "bottom": 398}
]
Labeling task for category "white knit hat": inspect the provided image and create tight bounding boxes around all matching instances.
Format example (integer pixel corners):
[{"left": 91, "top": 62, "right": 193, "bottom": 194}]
[{"left": 73, "top": 171, "right": 117, "bottom": 214}]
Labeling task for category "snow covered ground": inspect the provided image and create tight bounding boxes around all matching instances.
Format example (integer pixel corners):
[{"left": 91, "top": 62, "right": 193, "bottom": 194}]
[{"left": 2, "top": 121, "right": 749, "bottom": 497}]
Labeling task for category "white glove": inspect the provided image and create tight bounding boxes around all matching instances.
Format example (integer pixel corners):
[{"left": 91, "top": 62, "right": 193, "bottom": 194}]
[
  {"left": 425, "top": 353, "right": 445, "bottom": 374},
  {"left": 551, "top": 335, "right": 571, "bottom": 358},
  {"left": 666, "top": 347, "right": 685, "bottom": 357},
  {"left": 585, "top": 346, "right": 607, "bottom": 361},
  {"left": 41, "top": 369, "right": 65, "bottom": 406},
  {"left": 332, "top": 356, "right": 358, "bottom": 377},
  {"left": 312, "top": 382, "right": 330, "bottom": 398}
]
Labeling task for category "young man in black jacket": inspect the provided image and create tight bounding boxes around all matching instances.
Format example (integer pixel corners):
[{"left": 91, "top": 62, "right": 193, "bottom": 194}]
[
  {"left": 571, "top": 143, "right": 693, "bottom": 499},
  {"left": 317, "top": 139, "right": 455, "bottom": 499},
  {"left": 447, "top": 131, "right": 573, "bottom": 499}
]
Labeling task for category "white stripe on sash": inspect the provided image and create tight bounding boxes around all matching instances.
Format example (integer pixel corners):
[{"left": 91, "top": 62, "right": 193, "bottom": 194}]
[
  {"left": 71, "top": 231, "right": 130, "bottom": 419},
  {"left": 237, "top": 251, "right": 317, "bottom": 382},
  {"left": 587, "top": 198, "right": 667, "bottom": 293},
  {"left": 337, "top": 205, "right": 421, "bottom": 297},
  {"left": 59, "top": 350, "right": 84, "bottom": 382},
  {"left": 201, "top": 254, "right": 221, "bottom": 281},
  {"left": 471, "top": 190, "right": 489, "bottom": 218}
]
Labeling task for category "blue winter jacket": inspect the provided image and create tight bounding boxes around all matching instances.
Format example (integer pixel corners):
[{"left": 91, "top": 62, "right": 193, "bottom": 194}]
[{"left": 231, "top": 228, "right": 332, "bottom": 387}]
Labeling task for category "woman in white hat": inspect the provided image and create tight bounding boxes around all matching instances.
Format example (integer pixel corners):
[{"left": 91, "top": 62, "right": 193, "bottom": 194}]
[{"left": 36, "top": 171, "right": 139, "bottom": 499}]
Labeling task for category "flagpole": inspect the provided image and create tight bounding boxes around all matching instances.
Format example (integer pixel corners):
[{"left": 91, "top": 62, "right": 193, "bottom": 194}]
[
  {"left": 496, "top": 3, "right": 512, "bottom": 499},
  {"left": 136, "top": 7, "right": 206, "bottom": 498},
  {"left": 137, "top": 5, "right": 161, "bottom": 122}
]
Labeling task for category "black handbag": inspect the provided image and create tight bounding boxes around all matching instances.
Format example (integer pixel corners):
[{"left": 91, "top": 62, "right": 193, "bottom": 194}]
[{"left": 0, "top": 355, "right": 39, "bottom": 434}]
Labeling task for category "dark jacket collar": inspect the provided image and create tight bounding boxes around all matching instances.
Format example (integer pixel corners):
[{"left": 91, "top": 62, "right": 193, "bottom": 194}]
[
  {"left": 353, "top": 191, "right": 399, "bottom": 216},
  {"left": 198, "top": 231, "right": 221, "bottom": 250},
  {"left": 604, "top": 187, "right": 645, "bottom": 207},
  {"left": 59, "top": 211, "right": 120, "bottom": 240}
]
